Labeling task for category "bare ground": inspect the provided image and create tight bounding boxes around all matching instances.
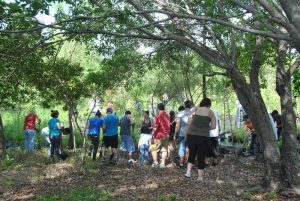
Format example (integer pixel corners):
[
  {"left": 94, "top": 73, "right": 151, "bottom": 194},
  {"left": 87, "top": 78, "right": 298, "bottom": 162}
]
[{"left": 0, "top": 153, "right": 298, "bottom": 201}]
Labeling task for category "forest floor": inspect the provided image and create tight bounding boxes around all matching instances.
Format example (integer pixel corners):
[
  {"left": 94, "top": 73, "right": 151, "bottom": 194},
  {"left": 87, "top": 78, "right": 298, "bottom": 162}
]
[{"left": 0, "top": 150, "right": 299, "bottom": 201}]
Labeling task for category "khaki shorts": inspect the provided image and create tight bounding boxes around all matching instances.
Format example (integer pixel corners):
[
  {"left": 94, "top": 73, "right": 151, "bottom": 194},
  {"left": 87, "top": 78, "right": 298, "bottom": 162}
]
[{"left": 150, "top": 137, "right": 168, "bottom": 152}]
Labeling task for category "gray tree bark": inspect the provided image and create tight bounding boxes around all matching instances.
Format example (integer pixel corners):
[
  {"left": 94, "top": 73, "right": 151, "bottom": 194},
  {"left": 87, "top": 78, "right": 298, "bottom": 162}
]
[{"left": 276, "top": 40, "right": 300, "bottom": 187}]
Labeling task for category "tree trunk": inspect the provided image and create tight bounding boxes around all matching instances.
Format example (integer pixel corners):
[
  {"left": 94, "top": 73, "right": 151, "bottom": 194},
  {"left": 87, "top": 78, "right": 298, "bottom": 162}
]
[
  {"left": 0, "top": 112, "right": 5, "bottom": 157},
  {"left": 229, "top": 67, "right": 281, "bottom": 189},
  {"left": 276, "top": 40, "right": 300, "bottom": 187},
  {"left": 68, "top": 109, "right": 75, "bottom": 149},
  {"left": 202, "top": 74, "right": 207, "bottom": 98}
]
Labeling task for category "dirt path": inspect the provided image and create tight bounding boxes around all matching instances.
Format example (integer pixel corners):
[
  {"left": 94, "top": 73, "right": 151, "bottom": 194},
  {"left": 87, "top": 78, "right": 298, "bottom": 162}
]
[{"left": 0, "top": 155, "right": 297, "bottom": 201}]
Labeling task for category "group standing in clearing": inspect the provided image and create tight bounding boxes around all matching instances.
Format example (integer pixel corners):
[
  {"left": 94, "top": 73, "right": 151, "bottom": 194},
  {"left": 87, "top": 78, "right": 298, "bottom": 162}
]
[{"left": 22, "top": 98, "right": 282, "bottom": 181}]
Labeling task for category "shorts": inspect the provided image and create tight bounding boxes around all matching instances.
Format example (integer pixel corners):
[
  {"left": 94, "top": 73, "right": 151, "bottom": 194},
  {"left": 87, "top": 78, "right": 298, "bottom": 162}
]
[
  {"left": 120, "top": 135, "right": 135, "bottom": 152},
  {"left": 178, "top": 136, "right": 186, "bottom": 157},
  {"left": 103, "top": 135, "right": 118, "bottom": 149},
  {"left": 150, "top": 137, "right": 168, "bottom": 153}
]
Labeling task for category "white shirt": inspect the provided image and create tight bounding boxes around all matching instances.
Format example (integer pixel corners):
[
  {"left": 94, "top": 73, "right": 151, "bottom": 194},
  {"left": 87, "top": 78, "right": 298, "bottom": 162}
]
[
  {"left": 177, "top": 109, "right": 191, "bottom": 137},
  {"left": 209, "top": 110, "right": 219, "bottom": 137}
]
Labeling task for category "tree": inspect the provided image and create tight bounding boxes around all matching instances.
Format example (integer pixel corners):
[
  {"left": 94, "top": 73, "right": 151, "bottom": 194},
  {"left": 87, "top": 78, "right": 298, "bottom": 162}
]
[
  {"left": 1, "top": 0, "right": 299, "bottom": 189},
  {"left": 33, "top": 58, "right": 89, "bottom": 149},
  {"left": 276, "top": 41, "right": 300, "bottom": 187}
]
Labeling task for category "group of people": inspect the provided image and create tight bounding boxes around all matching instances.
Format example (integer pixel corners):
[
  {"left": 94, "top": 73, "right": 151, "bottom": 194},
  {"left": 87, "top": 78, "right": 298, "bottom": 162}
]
[
  {"left": 23, "top": 110, "right": 63, "bottom": 158},
  {"left": 22, "top": 97, "right": 220, "bottom": 181},
  {"left": 84, "top": 98, "right": 220, "bottom": 181}
]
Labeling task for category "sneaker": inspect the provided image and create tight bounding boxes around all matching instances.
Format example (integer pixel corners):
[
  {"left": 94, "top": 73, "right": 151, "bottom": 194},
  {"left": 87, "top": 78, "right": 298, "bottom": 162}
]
[
  {"left": 152, "top": 162, "right": 159, "bottom": 167},
  {"left": 128, "top": 159, "right": 134, "bottom": 164},
  {"left": 184, "top": 172, "right": 191, "bottom": 178},
  {"left": 159, "top": 163, "right": 165, "bottom": 168},
  {"left": 197, "top": 176, "right": 203, "bottom": 181}
]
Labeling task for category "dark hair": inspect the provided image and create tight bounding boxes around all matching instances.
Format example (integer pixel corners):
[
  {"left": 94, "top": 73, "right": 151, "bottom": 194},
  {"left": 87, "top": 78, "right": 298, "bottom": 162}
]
[
  {"left": 125, "top": 111, "right": 131, "bottom": 115},
  {"left": 271, "top": 110, "right": 279, "bottom": 116},
  {"left": 178, "top": 105, "right": 185, "bottom": 112},
  {"left": 51, "top": 110, "right": 59, "bottom": 118},
  {"left": 184, "top": 100, "right": 193, "bottom": 109},
  {"left": 243, "top": 114, "right": 249, "bottom": 121},
  {"left": 106, "top": 108, "right": 113, "bottom": 113},
  {"left": 199, "top": 98, "right": 211, "bottom": 107},
  {"left": 169, "top": 110, "right": 175, "bottom": 121},
  {"left": 96, "top": 110, "right": 102, "bottom": 117},
  {"left": 144, "top": 110, "right": 149, "bottom": 116},
  {"left": 157, "top": 103, "right": 165, "bottom": 110}
]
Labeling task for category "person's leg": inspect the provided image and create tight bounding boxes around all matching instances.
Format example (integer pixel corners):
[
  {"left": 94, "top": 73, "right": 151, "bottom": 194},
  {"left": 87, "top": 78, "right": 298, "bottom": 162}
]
[
  {"left": 139, "top": 144, "right": 145, "bottom": 166},
  {"left": 150, "top": 139, "right": 159, "bottom": 166},
  {"left": 185, "top": 140, "right": 197, "bottom": 177},
  {"left": 144, "top": 145, "right": 150, "bottom": 164},
  {"left": 119, "top": 135, "right": 126, "bottom": 159},
  {"left": 128, "top": 152, "right": 132, "bottom": 160},
  {"left": 250, "top": 135, "right": 256, "bottom": 155},
  {"left": 151, "top": 150, "right": 158, "bottom": 165},
  {"left": 92, "top": 136, "right": 99, "bottom": 160},
  {"left": 196, "top": 137, "right": 209, "bottom": 180},
  {"left": 160, "top": 137, "right": 168, "bottom": 166},
  {"left": 24, "top": 130, "right": 29, "bottom": 151},
  {"left": 110, "top": 135, "right": 118, "bottom": 161},
  {"left": 168, "top": 140, "right": 174, "bottom": 162},
  {"left": 54, "top": 137, "right": 61, "bottom": 158},
  {"left": 277, "top": 129, "right": 281, "bottom": 141},
  {"left": 196, "top": 144, "right": 205, "bottom": 175},
  {"left": 102, "top": 136, "right": 108, "bottom": 159},
  {"left": 28, "top": 130, "right": 35, "bottom": 151},
  {"left": 50, "top": 137, "right": 55, "bottom": 158},
  {"left": 178, "top": 136, "right": 186, "bottom": 166},
  {"left": 127, "top": 136, "right": 135, "bottom": 161}
]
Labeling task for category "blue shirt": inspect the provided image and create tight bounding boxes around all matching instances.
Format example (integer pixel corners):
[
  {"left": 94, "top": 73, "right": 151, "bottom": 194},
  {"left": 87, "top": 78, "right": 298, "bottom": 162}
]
[
  {"left": 103, "top": 114, "right": 119, "bottom": 136},
  {"left": 48, "top": 118, "right": 60, "bottom": 137},
  {"left": 88, "top": 117, "right": 103, "bottom": 136}
]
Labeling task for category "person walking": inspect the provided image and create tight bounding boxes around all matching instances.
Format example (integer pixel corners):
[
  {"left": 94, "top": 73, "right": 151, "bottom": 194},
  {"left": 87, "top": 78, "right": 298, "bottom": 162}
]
[
  {"left": 86, "top": 110, "right": 103, "bottom": 161},
  {"left": 168, "top": 110, "right": 176, "bottom": 163},
  {"left": 48, "top": 110, "right": 62, "bottom": 159},
  {"left": 119, "top": 111, "right": 135, "bottom": 163},
  {"left": 184, "top": 98, "right": 216, "bottom": 181},
  {"left": 175, "top": 100, "right": 192, "bottom": 168},
  {"left": 138, "top": 110, "right": 153, "bottom": 167},
  {"left": 206, "top": 109, "right": 220, "bottom": 166},
  {"left": 23, "top": 110, "right": 40, "bottom": 151},
  {"left": 271, "top": 110, "right": 283, "bottom": 141},
  {"left": 150, "top": 103, "right": 170, "bottom": 168},
  {"left": 102, "top": 108, "right": 119, "bottom": 162}
]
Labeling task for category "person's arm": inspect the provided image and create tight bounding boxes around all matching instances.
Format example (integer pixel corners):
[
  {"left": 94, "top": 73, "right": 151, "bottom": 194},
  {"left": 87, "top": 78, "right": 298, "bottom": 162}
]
[
  {"left": 138, "top": 138, "right": 141, "bottom": 149},
  {"left": 35, "top": 115, "right": 41, "bottom": 124},
  {"left": 102, "top": 119, "right": 106, "bottom": 132},
  {"left": 175, "top": 118, "right": 180, "bottom": 135},
  {"left": 152, "top": 118, "right": 159, "bottom": 134},
  {"left": 57, "top": 122, "right": 62, "bottom": 129},
  {"left": 184, "top": 112, "right": 194, "bottom": 141},
  {"left": 209, "top": 110, "right": 216, "bottom": 130}
]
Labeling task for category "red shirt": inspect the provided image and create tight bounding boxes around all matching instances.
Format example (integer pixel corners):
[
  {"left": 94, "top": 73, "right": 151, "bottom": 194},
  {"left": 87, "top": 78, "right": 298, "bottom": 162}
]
[
  {"left": 153, "top": 111, "right": 170, "bottom": 139},
  {"left": 24, "top": 114, "right": 39, "bottom": 130}
]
